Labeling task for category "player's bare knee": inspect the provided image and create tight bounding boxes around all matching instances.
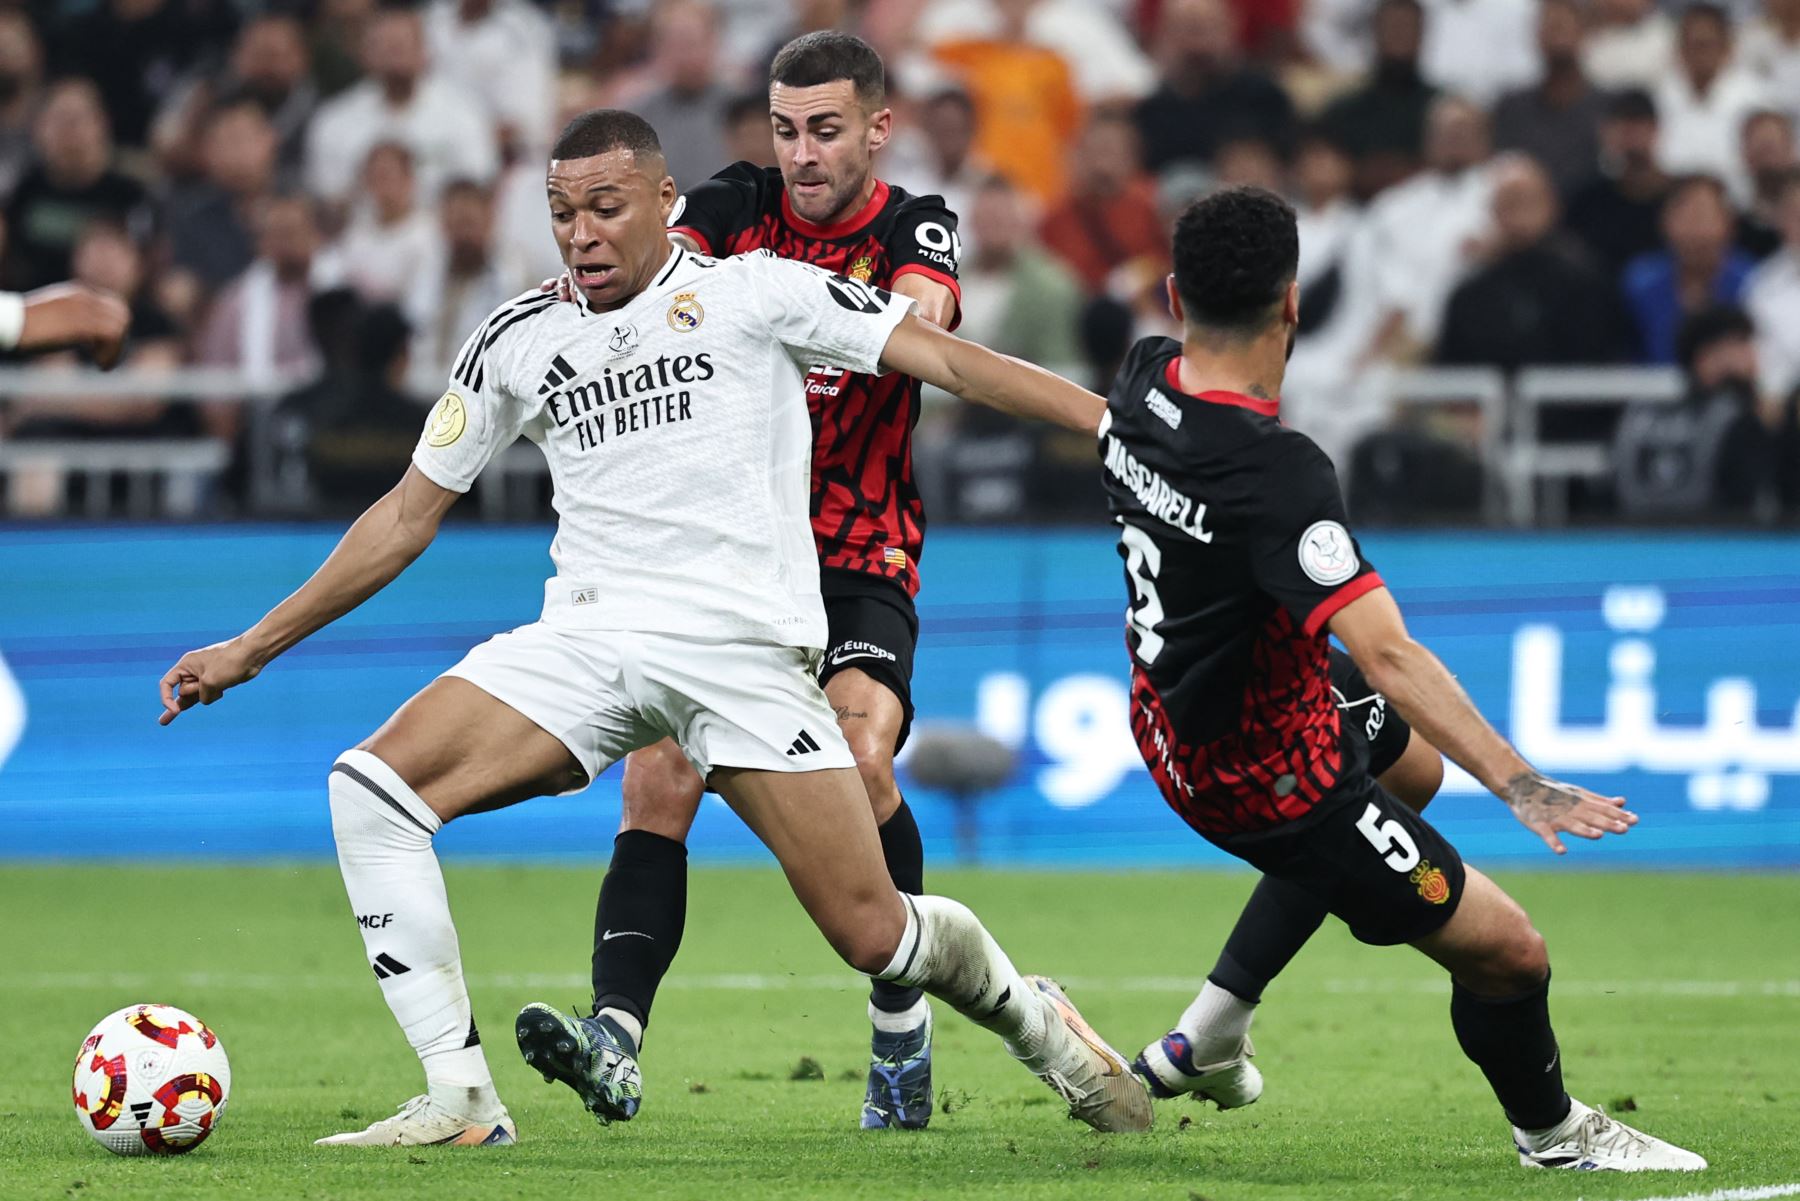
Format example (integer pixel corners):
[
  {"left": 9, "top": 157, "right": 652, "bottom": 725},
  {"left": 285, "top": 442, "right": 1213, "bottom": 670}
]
[
  {"left": 849, "top": 740, "right": 901, "bottom": 822},
  {"left": 819, "top": 891, "right": 905, "bottom": 974},
  {"left": 620, "top": 749, "right": 703, "bottom": 840}
]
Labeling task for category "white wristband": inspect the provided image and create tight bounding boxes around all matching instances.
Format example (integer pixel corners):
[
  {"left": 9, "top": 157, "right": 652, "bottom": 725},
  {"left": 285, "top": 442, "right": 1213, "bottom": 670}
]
[{"left": 0, "top": 291, "right": 24, "bottom": 350}]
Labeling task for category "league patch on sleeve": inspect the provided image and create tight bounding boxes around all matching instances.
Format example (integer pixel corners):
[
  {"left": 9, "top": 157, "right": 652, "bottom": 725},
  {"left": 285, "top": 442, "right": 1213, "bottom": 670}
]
[
  {"left": 426, "top": 392, "right": 467, "bottom": 448},
  {"left": 1298, "top": 520, "right": 1358, "bottom": 586}
]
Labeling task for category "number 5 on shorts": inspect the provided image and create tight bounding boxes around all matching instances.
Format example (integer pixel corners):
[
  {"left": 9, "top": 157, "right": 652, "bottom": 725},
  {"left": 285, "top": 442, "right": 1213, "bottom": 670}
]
[{"left": 1355, "top": 801, "right": 1420, "bottom": 872}]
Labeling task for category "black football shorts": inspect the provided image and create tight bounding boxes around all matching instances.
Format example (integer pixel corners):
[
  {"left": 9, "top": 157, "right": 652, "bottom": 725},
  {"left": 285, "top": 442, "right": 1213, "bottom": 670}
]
[
  {"left": 818, "top": 572, "right": 919, "bottom": 753},
  {"left": 1329, "top": 648, "right": 1412, "bottom": 779},
  {"left": 1216, "top": 774, "right": 1465, "bottom": 945}
]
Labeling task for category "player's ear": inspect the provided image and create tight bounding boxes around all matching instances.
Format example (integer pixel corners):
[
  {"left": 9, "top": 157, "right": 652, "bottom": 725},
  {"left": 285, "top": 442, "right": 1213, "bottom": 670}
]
[
  {"left": 658, "top": 171, "right": 677, "bottom": 222},
  {"left": 1282, "top": 279, "right": 1299, "bottom": 327},
  {"left": 866, "top": 106, "right": 893, "bottom": 153},
  {"left": 1164, "top": 275, "right": 1184, "bottom": 324}
]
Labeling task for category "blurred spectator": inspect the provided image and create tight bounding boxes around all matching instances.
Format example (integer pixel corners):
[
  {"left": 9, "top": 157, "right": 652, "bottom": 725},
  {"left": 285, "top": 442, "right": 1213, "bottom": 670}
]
[
  {"left": 1656, "top": 3, "right": 1770, "bottom": 202},
  {"left": 1738, "top": 109, "right": 1798, "bottom": 258},
  {"left": 1436, "top": 155, "right": 1628, "bottom": 371},
  {"left": 293, "top": 303, "right": 423, "bottom": 516},
  {"left": 956, "top": 174, "right": 1083, "bottom": 367},
  {"left": 1583, "top": 0, "right": 1676, "bottom": 92},
  {"left": 1740, "top": 0, "right": 1800, "bottom": 121},
  {"left": 1418, "top": 0, "right": 1538, "bottom": 108},
  {"left": 424, "top": 0, "right": 556, "bottom": 166},
  {"left": 3, "top": 79, "right": 150, "bottom": 291},
  {"left": 1132, "top": 0, "right": 1295, "bottom": 176},
  {"left": 1317, "top": 0, "right": 1437, "bottom": 200},
  {"left": 197, "top": 194, "right": 339, "bottom": 407},
  {"left": 631, "top": 1, "right": 733, "bottom": 193},
  {"left": 6, "top": 223, "right": 185, "bottom": 441},
  {"left": 919, "top": 0, "right": 1156, "bottom": 106},
  {"left": 1038, "top": 114, "right": 1167, "bottom": 293},
  {"left": 406, "top": 178, "right": 531, "bottom": 392},
  {"left": 902, "top": 85, "right": 984, "bottom": 241},
  {"left": 1213, "top": 136, "right": 1285, "bottom": 192},
  {"left": 1745, "top": 169, "right": 1800, "bottom": 400},
  {"left": 1219, "top": 0, "right": 1300, "bottom": 63},
  {"left": 337, "top": 143, "right": 440, "bottom": 303},
  {"left": 305, "top": 6, "right": 497, "bottom": 208},
  {"left": 1347, "top": 94, "right": 1497, "bottom": 360},
  {"left": 164, "top": 98, "right": 277, "bottom": 293},
  {"left": 1565, "top": 88, "right": 1670, "bottom": 279},
  {"left": 724, "top": 91, "right": 779, "bottom": 171},
  {"left": 931, "top": 1, "right": 1083, "bottom": 203},
  {"left": 310, "top": 0, "right": 379, "bottom": 98},
  {"left": 1491, "top": 0, "right": 1607, "bottom": 198},
  {"left": 1622, "top": 174, "right": 1755, "bottom": 364},
  {"left": 1292, "top": 132, "right": 1360, "bottom": 329},
  {"left": 1614, "top": 303, "right": 1773, "bottom": 518},
  {"left": 0, "top": 12, "right": 45, "bottom": 199},
  {"left": 47, "top": 0, "right": 231, "bottom": 151},
  {"left": 222, "top": 14, "right": 318, "bottom": 174}
]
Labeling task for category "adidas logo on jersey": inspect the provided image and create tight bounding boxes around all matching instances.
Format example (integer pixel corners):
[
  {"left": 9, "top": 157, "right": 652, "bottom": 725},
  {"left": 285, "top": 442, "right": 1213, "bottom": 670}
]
[
  {"left": 539, "top": 354, "right": 578, "bottom": 396},
  {"left": 785, "top": 729, "right": 823, "bottom": 756}
]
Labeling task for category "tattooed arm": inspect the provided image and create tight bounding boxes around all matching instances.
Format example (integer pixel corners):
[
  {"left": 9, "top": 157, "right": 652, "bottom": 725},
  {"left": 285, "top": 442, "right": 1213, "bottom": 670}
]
[{"left": 1329, "top": 586, "right": 1636, "bottom": 854}]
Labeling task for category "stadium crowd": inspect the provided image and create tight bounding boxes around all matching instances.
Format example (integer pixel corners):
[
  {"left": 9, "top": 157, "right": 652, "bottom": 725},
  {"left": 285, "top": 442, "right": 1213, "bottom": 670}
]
[{"left": 0, "top": 0, "right": 1797, "bottom": 522}]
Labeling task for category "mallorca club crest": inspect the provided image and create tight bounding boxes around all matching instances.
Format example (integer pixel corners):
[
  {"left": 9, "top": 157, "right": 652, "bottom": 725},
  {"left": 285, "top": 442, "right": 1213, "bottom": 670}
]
[
  {"left": 666, "top": 292, "right": 703, "bottom": 333},
  {"left": 1410, "top": 860, "right": 1451, "bottom": 905},
  {"left": 848, "top": 256, "right": 874, "bottom": 283}
]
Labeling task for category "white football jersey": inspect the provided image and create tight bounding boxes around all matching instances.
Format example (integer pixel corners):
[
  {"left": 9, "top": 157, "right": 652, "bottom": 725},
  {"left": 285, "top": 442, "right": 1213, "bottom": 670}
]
[{"left": 412, "top": 247, "right": 915, "bottom": 647}]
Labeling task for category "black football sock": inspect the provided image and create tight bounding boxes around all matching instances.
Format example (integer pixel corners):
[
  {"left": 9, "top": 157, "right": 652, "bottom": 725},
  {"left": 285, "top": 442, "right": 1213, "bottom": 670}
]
[
  {"left": 1451, "top": 973, "right": 1572, "bottom": 1131},
  {"left": 591, "top": 830, "right": 688, "bottom": 1032},
  {"left": 870, "top": 800, "right": 926, "bottom": 1015},
  {"left": 1207, "top": 875, "right": 1329, "bottom": 1004}
]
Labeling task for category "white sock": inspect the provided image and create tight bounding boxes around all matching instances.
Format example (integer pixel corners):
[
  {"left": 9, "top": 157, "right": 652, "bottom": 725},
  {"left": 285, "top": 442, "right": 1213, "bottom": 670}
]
[
  {"left": 596, "top": 1007, "right": 643, "bottom": 1051},
  {"left": 869, "top": 995, "right": 931, "bottom": 1035},
  {"left": 329, "top": 750, "right": 502, "bottom": 1122},
  {"left": 875, "top": 894, "right": 1048, "bottom": 1057},
  {"left": 1176, "top": 980, "right": 1256, "bottom": 1067}
]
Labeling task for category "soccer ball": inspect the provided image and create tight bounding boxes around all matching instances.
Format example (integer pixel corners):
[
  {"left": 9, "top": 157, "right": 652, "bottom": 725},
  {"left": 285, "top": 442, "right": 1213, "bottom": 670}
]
[{"left": 72, "top": 1004, "right": 231, "bottom": 1155}]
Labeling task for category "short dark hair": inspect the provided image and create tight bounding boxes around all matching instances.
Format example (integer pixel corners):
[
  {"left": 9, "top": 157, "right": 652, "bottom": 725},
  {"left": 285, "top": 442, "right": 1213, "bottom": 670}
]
[
  {"left": 1677, "top": 303, "right": 1753, "bottom": 371},
  {"left": 1606, "top": 87, "right": 1657, "bottom": 123},
  {"left": 1680, "top": 1, "right": 1730, "bottom": 32},
  {"left": 1666, "top": 172, "right": 1731, "bottom": 212},
  {"left": 769, "top": 31, "right": 885, "bottom": 109},
  {"left": 552, "top": 108, "right": 663, "bottom": 163},
  {"left": 1171, "top": 186, "right": 1298, "bottom": 334}
]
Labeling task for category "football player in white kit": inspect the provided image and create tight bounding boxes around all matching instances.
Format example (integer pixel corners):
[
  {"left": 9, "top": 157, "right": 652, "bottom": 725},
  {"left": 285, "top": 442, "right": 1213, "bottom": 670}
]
[{"left": 155, "top": 109, "right": 1151, "bottom": 1146}]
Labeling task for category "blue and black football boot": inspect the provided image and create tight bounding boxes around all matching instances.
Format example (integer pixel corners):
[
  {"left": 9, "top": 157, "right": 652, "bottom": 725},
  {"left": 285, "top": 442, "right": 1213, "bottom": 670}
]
[{"left": 515, "top": 1002, "right": 643, "bottom": 1124}]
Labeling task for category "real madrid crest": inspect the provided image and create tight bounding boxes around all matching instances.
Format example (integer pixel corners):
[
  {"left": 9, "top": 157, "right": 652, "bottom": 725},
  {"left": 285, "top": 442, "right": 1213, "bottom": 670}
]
[
  {"left": 426, "top": 391, "right": 467, "bottom": 447},
  {"left": 666, "top": 291, "right": 703, "bottom": 333}
]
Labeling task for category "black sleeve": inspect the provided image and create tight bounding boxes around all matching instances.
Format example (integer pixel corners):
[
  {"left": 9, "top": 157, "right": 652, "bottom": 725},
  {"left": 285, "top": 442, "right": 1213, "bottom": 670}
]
[
  {"left": 668, "top": 161, "right": 770, "bottom": 256},
  {"left": 887, "top": 195, "right": 962, "bottom": 286},
  {"left": 1247, "top": 438, "right": 1384, "bottom": 636}
]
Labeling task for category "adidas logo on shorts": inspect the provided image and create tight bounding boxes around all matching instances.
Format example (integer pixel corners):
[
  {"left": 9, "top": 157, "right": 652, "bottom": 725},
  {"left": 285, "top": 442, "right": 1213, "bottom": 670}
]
[{"left": 785, "top": 729, "right": 822, "bottom": 757}]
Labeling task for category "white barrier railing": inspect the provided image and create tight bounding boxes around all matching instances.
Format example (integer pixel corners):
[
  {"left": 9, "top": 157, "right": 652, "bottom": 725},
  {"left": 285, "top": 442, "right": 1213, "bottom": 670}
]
[{"left": 0, "top": 364, "right": 1694, "bottom": 525}]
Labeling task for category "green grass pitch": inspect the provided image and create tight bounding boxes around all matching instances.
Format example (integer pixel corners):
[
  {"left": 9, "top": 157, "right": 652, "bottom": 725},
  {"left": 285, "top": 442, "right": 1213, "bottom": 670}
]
[{"left": 5, "top": 864, "right": 1797, "bottom": 1200}]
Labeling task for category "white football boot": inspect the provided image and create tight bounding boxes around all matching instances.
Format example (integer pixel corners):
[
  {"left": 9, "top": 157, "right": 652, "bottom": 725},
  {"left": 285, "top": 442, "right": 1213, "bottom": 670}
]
[
  {"left": 1134, "top": 1030, "right": 1263, "bottom": 1109},
  {"left": 1515, "top": 1099, "right": 1706, "bottom": 1171},
  {"left": 315, "top": 1094, "right": 517, "bottom": 1146},
  {"left": 1014, "top": 976, "right": 1155, "bottom": 1133}
]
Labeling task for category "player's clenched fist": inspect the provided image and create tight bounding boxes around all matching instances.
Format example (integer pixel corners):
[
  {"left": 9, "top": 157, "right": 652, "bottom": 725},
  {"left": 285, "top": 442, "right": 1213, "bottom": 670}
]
[
  {"left": 158, "top": 640, "right": 262, "bottom": 725},
  {"left": 19, "top": 283, "right": 131, "bottom": 368}
]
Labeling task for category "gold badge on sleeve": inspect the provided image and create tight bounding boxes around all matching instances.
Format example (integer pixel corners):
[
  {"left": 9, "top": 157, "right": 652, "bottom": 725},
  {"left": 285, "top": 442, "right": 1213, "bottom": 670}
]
[{"left": 426, "top": 391, "right": 467, "bottom": 447}]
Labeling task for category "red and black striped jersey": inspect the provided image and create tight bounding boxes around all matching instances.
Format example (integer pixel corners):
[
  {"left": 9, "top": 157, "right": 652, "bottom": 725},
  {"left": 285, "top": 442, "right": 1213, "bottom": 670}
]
[
  {"left": 670, "top": 162, "right": 961, "bottom": 597},
  {"left": 1100, "top": 336, "right": 1386, "bottom": 837}
]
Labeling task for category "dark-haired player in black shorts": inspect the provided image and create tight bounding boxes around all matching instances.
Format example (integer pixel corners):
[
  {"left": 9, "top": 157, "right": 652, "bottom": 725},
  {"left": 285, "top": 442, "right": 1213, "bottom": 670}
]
[
  {"left": 563, "top": 32, "right": 965, "bottom": 1132},
  {"left": 1105, "top": 186, "right": 1705, "bottom": 1171}
]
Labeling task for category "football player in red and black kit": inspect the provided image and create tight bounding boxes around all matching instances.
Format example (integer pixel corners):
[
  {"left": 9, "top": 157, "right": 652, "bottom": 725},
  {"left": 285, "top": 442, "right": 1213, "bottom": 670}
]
[
  {"left": 1105, "top": 187, "right": 1705, "bottom": 1171},
  {"left": 561, "top": 32, "right": 1057, "bottom": 1132}
]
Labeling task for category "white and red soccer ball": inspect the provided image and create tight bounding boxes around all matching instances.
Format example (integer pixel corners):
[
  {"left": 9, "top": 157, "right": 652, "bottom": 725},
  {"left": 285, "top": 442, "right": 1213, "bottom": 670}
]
[{"left": 72, "top": 1004, "right": 230, "bottom": 1155}]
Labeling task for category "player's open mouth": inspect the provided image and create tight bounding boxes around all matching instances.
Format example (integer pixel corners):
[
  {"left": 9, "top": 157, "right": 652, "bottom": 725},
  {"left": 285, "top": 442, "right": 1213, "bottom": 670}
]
[
  {"left": 572, "top": 264, "right": 616, "bottom": 288},
  {"left": 792, "top": 180, "right": 827, "bottom": 196}
]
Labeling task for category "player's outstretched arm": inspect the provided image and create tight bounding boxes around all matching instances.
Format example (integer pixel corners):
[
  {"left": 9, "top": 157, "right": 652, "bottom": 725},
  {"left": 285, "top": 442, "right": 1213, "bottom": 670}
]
[
  {"left": 890, "top": 274, "right": 957, "bottom": 330},
  {"left": 1329, "top": 586, "right": 1637, "bottom": 854},
  {"left": 9, "top": 283, "right": 131, "bottom": 368},
  {"left": 877, "top": 312, "right": 1104, "bottom": 433},
  {"left": 157, "top": 466, "right": 460, "bottom": 726}
]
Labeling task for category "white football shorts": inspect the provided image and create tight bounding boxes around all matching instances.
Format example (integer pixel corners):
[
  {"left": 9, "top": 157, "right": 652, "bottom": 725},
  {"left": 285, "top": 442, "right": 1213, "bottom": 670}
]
[{"left": 441, "top": 623, "right": 855, "bottom": 789}]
